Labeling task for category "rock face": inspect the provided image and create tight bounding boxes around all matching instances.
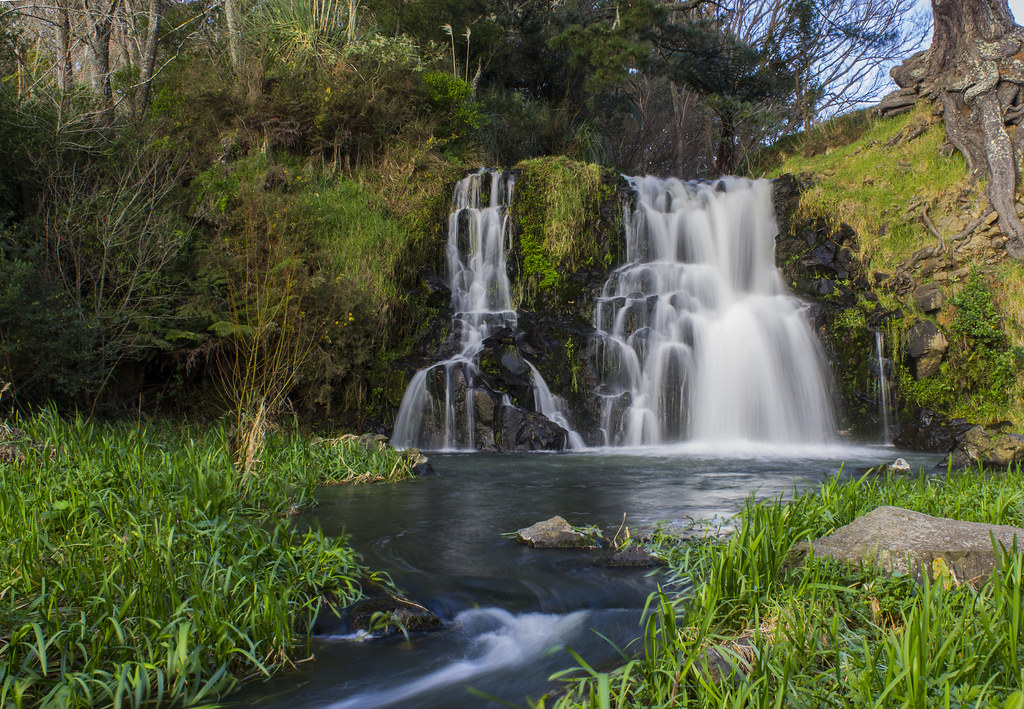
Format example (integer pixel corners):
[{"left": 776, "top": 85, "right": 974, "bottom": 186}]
[
  {"left": 951, "top": 426, "right": 1024, "bottom": 468},
  {"left": 515, "top": 516, "right": 597, "bottom": 549},
  {"left": 906, "top": 319, "right": 949, "bottom": 379},
  {"left": 894, "top": 408, "right": 974, "bottom": 452},
  {"left": 800, "top": 506, "right": 1024, "bottom": 587}
]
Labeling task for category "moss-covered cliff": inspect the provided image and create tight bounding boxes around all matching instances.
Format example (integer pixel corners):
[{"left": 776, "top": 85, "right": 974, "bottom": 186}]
[{"left": 764, "top": 103, "right": 1024, "bottom": 446}]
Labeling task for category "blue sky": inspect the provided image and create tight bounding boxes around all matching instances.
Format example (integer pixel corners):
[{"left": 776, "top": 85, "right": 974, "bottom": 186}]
[{"left": 1012, "top": 0, "right": 1024, "bottom": 21}]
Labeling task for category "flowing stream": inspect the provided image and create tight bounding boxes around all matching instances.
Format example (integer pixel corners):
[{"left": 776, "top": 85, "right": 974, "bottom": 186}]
[
  {"left": 230, "top": 175, "right": 907, "bottom": 707},
  {"left": 236, "top": 447, "right": 941, "bottom": 709}
]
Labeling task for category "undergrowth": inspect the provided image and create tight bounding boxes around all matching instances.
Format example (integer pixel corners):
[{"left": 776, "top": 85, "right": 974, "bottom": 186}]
[
  {"left": 0, "top": 410, "right": 413, "bottom": 707},
  {"left": 540, "top": 467, "right": 1024, "bottom": 708}
]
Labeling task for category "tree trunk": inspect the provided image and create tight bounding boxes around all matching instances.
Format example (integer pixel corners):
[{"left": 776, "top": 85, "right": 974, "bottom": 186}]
[
  {"left": 84, "top": 0, "right": 120, "bottom": 124},
  {"left": 224, "top": 0, "right": 242, "bottom": 69},
  {"left": 56, "top": 0, "right": 74, "bottom": 92},
  {"left": 716, "top": 111, "right": 736, "bottom": 175},
  {"left": 137, "top": 0, "right": 162, "bottom": 118},
  {"left": 881, "top": 0, "right": 1024, "bottom": 259}
]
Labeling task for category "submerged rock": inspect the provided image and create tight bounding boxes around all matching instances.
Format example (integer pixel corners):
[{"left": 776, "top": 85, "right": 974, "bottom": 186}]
[
  {"left": 347, "top": 594, "right": 443, "bottom": 637},
  {"left": 606, "top": 546, "right": 666, "bottom": 568},
  {"left": 795, "top": 506, "right": 1024, "bottom": 588},
  {"left": 515, "top": 516, "right": 599, "bottom": 549}
]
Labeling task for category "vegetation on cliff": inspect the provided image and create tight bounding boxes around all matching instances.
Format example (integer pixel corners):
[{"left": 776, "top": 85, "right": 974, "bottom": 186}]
[{"left": 760, "top": 102, "right": 1024, "bottom": 434}]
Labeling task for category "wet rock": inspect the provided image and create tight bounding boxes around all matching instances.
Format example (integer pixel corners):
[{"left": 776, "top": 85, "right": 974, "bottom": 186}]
[
  {"left": 913, "top": 283, "right": 945, "bottom": 313},
  {"left": 795, "top": 506, "right": 1024, "bottom": 588},
  {"left": 347, "top": 594, "right": 443, "bottom": 637},
  {"left": 606, "top": 546, "right": 666, "bottom": 568},
  {"left": 905, "top": 319, "right": 948, "bottom": 379},
  {"left": 497, "top": 406, "right": 567, "bottom": 451},
  {"left": 516, "top": 516, "right": 598, "bottom": 549},
  {"left": 950, "top": 426, "right": 1024, "bottom": 469},
  {"left": 894, "top": 408, "right": 973, "bottom": 452},
  {"left": 403, "top": 447, "right": 433, "bottom": 476}
]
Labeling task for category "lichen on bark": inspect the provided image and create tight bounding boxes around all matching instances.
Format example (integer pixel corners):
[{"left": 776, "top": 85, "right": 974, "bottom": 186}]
[{"left": 878, "top": 0, "right": 1024, "bottom": 259}]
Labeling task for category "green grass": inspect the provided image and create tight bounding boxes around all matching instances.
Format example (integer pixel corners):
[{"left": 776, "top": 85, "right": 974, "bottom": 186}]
[
  {"left": 0, "top": 410, "right": 414, "bottom": 707},
  {"left": 764, "top": 104, "right": 973, "bottom": 272},
  {"left": 539, "top": 467, "right": 1024, "bottom": 708}
]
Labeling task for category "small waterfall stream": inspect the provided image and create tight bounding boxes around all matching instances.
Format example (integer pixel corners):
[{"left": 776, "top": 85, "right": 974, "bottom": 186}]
[
  {"left": 875, "top": 331, "right": 893, "bottom": 445},
  {"left": 392, "top": 170, "right": 580, "bottom": 451},
  {"left": 595, "top": 176, "right": 835, "bottom": 446}
]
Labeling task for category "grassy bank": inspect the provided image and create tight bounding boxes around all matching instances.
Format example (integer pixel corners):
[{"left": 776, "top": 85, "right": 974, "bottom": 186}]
[
  {"left": 540, "top": 467, "right": 1024, "bottom": 708},
  {"left": 0, "top": 411, "right": 416, "bottom": 707}
]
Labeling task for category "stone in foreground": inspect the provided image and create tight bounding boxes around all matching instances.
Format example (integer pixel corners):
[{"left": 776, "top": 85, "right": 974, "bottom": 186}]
[
  {"left": 515, "top": 516, "right": 597, "bottom": 549},
  {"left": 797, "top": 506, "right": 1024, "bottom": 587}
]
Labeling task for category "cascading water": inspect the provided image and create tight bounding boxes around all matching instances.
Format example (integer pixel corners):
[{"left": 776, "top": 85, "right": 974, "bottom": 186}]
[
  {"left": 594, "top": 176, "right": 835, "bottom": 446},
  {"left": 874, "top": 331, "right": 893, "bottom": 445},
  {"left": 392, "top": 169, "right": 580, "bottom": 451}
]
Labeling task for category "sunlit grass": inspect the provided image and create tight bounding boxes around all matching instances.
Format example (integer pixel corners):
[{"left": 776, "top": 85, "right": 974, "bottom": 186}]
[
  {"left": 0, "top": 410, "right": 410, "bottom": 707},
  {"left": 540, "top": 467, "right": 1024, "bottom": 708},
  {"left": 764, "top": 104, "right": 973, "bottom": 272}
]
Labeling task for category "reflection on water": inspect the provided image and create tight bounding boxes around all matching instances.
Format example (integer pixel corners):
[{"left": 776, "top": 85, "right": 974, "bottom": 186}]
[{"left": 233, "top": 446, "right": 943, "bottom": 709}]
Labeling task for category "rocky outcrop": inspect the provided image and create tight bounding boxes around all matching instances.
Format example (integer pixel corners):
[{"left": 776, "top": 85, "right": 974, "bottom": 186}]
[
  {"left": 950, "top": 426, "right": 1024, "bottom": 468},
  {"left": 894, "top": 408, "right": 973, "bottom": 452},
  {"left": 515, "top": 516, "right": 600, "bottom": 549},
  {"left": 905, "top": 319, "right": 948, "bottom": 379},
  {"left": 606, "top": 546, "right": 665, "bottom": 568},
  {"left": 797, "top": 506, "right": 1024, "bottom": 588}
]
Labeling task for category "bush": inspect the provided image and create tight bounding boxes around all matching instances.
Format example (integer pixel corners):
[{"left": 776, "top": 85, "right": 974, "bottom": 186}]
[{"left": 421, "top": 71, "right": 486, "bottom": 145}]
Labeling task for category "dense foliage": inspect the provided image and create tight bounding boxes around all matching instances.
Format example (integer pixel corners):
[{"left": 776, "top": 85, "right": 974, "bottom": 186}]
[{"left": 0, "top": 410, "right": 419, "bottom": 706}]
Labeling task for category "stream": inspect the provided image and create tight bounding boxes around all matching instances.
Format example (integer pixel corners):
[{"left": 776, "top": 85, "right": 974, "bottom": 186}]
[{"left": 233, "top": 444, "right": 943, "bottom": 709}]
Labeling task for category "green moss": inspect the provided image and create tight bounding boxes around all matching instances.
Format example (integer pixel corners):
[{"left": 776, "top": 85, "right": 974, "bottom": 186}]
[{"left": 511, "top": 156, "right": 621, "bottom": 308}]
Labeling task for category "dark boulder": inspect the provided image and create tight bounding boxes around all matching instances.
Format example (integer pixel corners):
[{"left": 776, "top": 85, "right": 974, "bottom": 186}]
[
  {"left": 347, "top": 594, "right": 443, "bottom": 638},
  {"left": 894, "top": 408, "right": 973, "bottom": 452},
  {"left": 606, "top": 546, "right": 666, "bottom": 568},
  {"left": 497, "top": 405, "right": 567, "bottom": 451}
]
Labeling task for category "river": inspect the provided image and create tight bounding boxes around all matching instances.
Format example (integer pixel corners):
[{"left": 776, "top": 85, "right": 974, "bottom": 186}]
[{"left": 232, "top": 443, "right": 942, "bottom": 709}]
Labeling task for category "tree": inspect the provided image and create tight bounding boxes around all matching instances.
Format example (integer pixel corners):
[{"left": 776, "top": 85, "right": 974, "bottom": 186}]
[{"left": 880, "top": 0, "right": 1024, "bottom": 259}]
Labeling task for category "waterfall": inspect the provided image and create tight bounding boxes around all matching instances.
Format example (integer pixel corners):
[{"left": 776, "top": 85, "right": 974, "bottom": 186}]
[
  {"left": 392, "top": 170, "right": 579, "bottom": 451},
  {"left": 594, "top": 176, "right": 835, "bottom": 446},
  {"left": 875, "top": 331, "right": 892, "bottom": 445}
]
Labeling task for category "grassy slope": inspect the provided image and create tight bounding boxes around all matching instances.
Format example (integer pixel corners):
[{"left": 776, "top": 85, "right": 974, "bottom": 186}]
[{"left": 753, "top": 104, "right": 1024, "bottom": 427}]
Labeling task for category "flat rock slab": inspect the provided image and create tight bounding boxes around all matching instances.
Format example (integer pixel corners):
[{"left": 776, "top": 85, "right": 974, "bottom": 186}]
[
  {"left": 798, "top": 506, "right": 1024, "bottom": 587},
  {"left": 516, "top": 516, "right": 597, "bottom": 549}
]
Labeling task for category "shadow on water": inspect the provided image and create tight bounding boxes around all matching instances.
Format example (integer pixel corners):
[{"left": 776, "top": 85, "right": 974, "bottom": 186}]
[{"left": 232, "top": 445, "right": 943, "bottom": 709}]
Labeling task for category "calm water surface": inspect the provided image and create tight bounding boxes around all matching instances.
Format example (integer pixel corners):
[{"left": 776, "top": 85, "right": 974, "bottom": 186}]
[{"left": 233, "top": 443, "right": 943, "bottom": 709}]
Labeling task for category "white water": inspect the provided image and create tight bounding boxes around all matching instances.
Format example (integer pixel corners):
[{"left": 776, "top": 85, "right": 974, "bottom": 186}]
[
  {"left": 595, "top": 176, "right": 835, "bottom": 446},
  {"left": 875, "top": 331, "right": 892, "bottom": 445},
  {"left": 324, "top": 608, "right": 587, "bottom": 709},
  {"left": 392, "top": 170, "right": 579, "bottom": 450}
]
